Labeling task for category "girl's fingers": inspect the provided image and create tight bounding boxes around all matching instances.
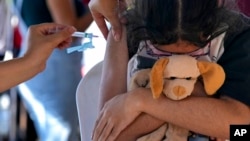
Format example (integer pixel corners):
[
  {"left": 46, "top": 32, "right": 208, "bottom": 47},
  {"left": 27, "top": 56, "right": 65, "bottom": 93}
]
[
  {"left": 98, "top": 121, "right": 114, "bottom": 141},
  {"left": 92, "top": 112, "right": 106, "bottom": 140}
]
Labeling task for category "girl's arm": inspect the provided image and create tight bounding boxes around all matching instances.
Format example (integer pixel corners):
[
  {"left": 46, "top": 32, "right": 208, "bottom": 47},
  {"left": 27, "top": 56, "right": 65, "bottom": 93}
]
[
  {"left": 99, "top": 27, "right": 129, "bottom": 109},
  {"left": 118, "top": 88, "right": 250, "bottom": 140}
]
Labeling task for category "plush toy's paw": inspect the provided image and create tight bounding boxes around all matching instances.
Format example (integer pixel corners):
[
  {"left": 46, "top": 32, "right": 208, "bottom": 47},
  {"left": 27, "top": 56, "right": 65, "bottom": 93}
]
[
  {"left": 165, "top": 124, "right": 190, "bottom": 141},
  {"left": 137, "top": 124, "right": 168, "bottom": 141},
  {"left": 129, "top": 69, "right": 151, "bottom": 90}
]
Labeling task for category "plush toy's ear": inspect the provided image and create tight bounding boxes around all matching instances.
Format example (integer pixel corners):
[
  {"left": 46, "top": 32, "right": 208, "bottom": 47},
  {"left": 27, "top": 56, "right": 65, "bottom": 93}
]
[
  {"left": 197, "top": 61, "right": 225, "bottom": 95},
  {"left": 150, "top": 58, "right": 169, "bottom": 99}
]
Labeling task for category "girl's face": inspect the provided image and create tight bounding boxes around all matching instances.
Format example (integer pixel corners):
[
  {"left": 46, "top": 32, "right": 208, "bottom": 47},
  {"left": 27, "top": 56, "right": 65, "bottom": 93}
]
[{"left": 157, "top": 40, "right": 200, "bottom": 54}]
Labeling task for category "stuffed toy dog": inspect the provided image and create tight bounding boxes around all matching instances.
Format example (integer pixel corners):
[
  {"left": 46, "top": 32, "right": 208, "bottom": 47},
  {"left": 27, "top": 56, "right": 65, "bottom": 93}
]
[{"left": 128, "top": 55, "right": 226, "bottom": 141}]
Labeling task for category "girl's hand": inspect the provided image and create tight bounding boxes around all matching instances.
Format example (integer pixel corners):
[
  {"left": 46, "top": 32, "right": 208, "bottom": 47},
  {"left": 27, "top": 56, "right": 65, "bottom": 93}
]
[{"left": 92, "top": 92, "right": 142, "bottom": 141}]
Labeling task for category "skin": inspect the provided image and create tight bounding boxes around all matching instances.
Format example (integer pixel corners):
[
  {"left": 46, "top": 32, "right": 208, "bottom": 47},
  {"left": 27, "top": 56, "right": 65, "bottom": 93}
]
[
  {"left": 0, "top": 23, "right": 76, "bottom": 92},
  {"left": 88, "top": 0, "right": 129, "bottom": 40},
  {"left": 92, "top": 28, "right": 250, "bottom": 141},
  {"left": 47, "top": 0, "right": 93, "bottom": 32}
]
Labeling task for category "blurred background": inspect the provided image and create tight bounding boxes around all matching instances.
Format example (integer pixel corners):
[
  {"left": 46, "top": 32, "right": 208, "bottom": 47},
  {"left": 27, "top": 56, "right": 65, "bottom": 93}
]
[
  {"left": 0, "top": 0, "right": 105, "bottom": 141},
  {"left": 0, "top": 22, "right": 105, "bottom": 141}
]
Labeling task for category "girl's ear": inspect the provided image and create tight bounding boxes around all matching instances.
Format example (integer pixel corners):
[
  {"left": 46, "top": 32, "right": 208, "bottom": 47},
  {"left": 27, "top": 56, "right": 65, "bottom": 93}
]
[
  {"left": 150, "top": 58, "right": 169, "bottom": 99},
  {"left": 197, "top": 61, "right": 225, "bottom": 95}
]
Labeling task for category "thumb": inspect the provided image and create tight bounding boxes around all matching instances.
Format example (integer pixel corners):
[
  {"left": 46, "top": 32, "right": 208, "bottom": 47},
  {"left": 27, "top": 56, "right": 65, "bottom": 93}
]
[
  {"left": 110, "top": 20, "right": 122, "bottom": 41},
  {"left": 48, "top": 26, "right": 76, "bottom": 46}
]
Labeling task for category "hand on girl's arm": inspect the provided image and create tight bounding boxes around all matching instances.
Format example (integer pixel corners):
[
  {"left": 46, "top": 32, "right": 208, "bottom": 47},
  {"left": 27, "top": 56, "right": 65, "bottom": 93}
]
[{"left": 0, "top": 23, "right": 76, "bottom": 92}]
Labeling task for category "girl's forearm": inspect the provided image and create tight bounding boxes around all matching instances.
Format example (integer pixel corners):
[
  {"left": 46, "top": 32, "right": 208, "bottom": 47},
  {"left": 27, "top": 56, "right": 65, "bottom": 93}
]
[{"left": 137, "top": 88, "right": 250, "bottom": 139}]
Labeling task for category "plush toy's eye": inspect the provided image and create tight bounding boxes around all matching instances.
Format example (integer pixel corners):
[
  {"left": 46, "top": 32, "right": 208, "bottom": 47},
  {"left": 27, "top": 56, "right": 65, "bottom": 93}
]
[
  {"left": 169, "top": 77, "right": 177, "bottom": 80},
  {"left": 165, "top": 77, "right": 194, "bottom": 80}
]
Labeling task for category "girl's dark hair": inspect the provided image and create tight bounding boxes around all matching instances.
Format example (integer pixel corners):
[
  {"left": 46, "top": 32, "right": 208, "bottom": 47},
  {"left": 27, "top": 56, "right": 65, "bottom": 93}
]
[{"left": 124, "top": 0, "right": 247, "bottom": 58}]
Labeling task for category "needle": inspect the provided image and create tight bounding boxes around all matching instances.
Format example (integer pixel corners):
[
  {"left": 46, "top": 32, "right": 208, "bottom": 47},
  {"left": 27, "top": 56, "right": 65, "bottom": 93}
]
[{"left": 71, "top": 31, "right": 99, "bottom": 38}]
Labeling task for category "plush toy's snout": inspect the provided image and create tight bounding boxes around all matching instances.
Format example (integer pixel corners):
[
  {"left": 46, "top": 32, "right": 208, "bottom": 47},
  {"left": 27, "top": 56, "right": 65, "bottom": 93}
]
[{"left": 173, "top": 86, "right": 186, "bottom": 96}]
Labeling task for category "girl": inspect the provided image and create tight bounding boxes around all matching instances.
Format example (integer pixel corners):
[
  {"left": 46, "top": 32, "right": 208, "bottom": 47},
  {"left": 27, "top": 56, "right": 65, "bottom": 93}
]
[{"left": 91, "top": 0, "right": 250, "bottom": 140}]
